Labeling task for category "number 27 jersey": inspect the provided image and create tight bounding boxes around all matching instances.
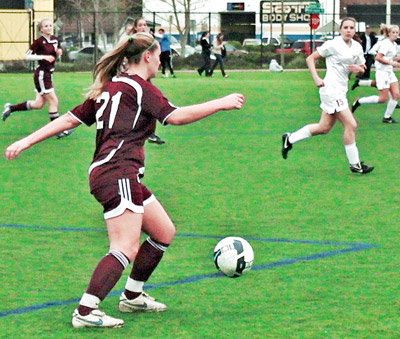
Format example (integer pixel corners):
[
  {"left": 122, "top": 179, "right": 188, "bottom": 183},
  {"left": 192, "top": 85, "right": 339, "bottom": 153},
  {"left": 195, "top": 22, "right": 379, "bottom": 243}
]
[{"left": 68, "top": 73, "right": 177, "bottom": 171}]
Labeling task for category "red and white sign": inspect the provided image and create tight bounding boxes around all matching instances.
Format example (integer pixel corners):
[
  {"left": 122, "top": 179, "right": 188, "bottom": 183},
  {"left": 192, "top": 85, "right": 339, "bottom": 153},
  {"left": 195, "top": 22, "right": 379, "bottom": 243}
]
[{"left": 309, "top": 14, "right": 320, "bottom": 30}]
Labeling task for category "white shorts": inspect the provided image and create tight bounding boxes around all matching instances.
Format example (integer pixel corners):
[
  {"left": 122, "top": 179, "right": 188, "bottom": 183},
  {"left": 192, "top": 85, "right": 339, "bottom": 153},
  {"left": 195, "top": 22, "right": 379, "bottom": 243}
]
[
  {"left": 375, "top": 70, "right": 398, "bottom": 90},
  {"left": 319, "top": 91, "right": 349, "bottom": 114}
]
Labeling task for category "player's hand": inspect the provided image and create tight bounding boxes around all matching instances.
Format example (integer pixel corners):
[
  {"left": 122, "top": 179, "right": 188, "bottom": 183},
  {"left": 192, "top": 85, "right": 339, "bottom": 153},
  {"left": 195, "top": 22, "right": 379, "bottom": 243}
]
[
  {"left": 44, "top": 55, "right": 56, "bottom": 63},
  {"left": 314, "top": 77, "right": 324, "bottom": 87},
  {"left": 5, "top": 139, "right": 30, "bottom": 160},
  {"left": 56, "top": 48, "right": 63, "bottom": 56},
  {"left": 220, "top": 93, "right": 246, "bottom": 110},
  {"left": 348, "top": 64, "right": 364, "bottom": 74}
]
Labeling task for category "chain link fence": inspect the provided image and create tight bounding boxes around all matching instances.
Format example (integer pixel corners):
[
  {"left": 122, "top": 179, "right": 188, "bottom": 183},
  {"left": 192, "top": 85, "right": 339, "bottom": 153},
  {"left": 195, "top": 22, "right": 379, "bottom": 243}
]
[{"left": 1, "top": 8, "right": 399, "bottom": 72}]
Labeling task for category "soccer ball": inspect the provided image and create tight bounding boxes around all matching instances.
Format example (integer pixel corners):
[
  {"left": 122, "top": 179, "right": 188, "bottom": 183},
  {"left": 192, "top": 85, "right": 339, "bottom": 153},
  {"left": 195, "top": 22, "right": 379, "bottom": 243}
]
[{"left": 213, "top": 237, "right": 254, "bottom": 277}]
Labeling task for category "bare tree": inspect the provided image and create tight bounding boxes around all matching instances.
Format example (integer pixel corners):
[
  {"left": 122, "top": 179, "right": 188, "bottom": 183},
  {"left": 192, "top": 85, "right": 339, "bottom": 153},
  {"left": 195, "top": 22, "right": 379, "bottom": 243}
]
[{"left": 145, "top": 0, "right": 205, "bottom": 57}]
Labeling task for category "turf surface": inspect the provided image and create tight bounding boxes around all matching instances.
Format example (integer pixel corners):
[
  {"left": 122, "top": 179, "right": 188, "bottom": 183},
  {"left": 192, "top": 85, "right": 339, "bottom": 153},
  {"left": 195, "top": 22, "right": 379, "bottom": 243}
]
[{"left": 0, "top": 70, "right": 398, "bottom": 337}]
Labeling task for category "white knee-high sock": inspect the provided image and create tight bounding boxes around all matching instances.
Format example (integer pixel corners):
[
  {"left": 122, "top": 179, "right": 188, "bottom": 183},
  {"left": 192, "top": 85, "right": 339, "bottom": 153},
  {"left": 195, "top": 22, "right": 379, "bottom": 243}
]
[
  {"left": 359, "top": 95, "right": 379, "bottom": 104},
  {"left": 344, "top": 143, "right": 360, "bottom": 166},
  {"left": 359, "top": 80, "right": 373, "bottom": 87},
  {"left": 384, "top": 99, "right": 398, "bottom": 118},
  {"left": 288, "top": 126, "right": 311, "bottom": 144}
]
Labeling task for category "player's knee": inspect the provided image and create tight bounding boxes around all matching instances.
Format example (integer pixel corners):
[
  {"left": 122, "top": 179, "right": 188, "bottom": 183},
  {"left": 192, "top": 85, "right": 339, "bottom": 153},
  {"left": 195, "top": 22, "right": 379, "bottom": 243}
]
[
  {"left": 112, "top": 242, "right": 139, "bottom": 262},
  {"left": 379, "top": 95, "right": 389, "bottom": 103},
  {"left": 319, "top": 125, "right": 331, "bottom": 134},
  {"left": 392, "top": 93, "right": 400, "bottom": 101},
  {"left": 32, "top": 100, "right": 45, "bottom": 109},
  {"left": 124, "top": 246, "right": 139, "bottom": 262}
]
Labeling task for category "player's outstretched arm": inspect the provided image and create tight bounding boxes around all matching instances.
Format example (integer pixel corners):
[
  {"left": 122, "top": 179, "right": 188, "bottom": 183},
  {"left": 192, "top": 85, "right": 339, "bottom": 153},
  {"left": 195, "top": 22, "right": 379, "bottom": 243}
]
[
  {"left": 5, "top": 113, "right": 81, "bottom": 160},
  {"left": 166, "top": 93, "right": 245, "bottom": 125}
]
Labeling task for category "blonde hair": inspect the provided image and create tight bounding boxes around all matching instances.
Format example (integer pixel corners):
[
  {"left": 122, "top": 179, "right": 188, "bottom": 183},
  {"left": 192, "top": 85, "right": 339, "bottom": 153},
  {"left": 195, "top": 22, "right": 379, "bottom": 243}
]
[
  {"left": 87, "top": 32, "right": 158, "bottom": 99},
  {"left": 37, "top": 18, "right": 52, "bottom": 32},
  {"left": 380, "top": 24, "right": 400, "bottom": 37}
]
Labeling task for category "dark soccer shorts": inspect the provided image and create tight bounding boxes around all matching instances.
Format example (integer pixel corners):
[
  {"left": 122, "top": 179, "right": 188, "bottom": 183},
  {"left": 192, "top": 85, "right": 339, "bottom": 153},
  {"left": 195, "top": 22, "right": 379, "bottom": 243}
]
[
  {"left": 34, "top": 68, "right": 54, "bottom": 95},
  {"left": 90, "top": 174, "right": 154, "bottom": 220}
]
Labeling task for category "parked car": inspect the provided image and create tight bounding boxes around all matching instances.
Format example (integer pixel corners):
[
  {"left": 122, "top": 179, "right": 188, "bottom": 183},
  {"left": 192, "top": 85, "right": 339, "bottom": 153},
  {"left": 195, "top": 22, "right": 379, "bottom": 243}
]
[
  {"left": 224, "top": 42, "right": 248, "bottom": 55},
  {"left": 243, "top": 38, "right": 262, "bottom": 46},
  {"left": 292, "top": 40, "right": 324, "bottom": 55},
  {"left": 277, "top": 40, "right": 324, "bottom": 55},
  {"left": 171, "top": 44, "right": 197, "bottom": 57},
  {"left": 68, "top": 46, "right": 103, "bottom": 62},
  {"left": 164, "top": 35, "right": 197, "bottom": 58},
  {"left": 243, "top": 36, "right": 293, "bottom": 47}
]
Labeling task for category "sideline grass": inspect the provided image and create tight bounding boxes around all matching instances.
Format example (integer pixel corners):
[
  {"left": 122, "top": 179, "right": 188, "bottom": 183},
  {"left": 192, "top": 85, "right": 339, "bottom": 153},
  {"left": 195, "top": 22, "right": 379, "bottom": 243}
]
[{"left": 0, "top": 71, "right": 399, "bottom": 337}]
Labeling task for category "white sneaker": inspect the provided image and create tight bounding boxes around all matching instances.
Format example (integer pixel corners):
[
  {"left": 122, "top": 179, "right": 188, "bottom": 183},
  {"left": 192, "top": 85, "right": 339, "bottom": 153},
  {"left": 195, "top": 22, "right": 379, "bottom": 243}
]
[
  {"left": 119, "top": 292, "right": 167, "bottom": 313},
  {"left": 2, "top": 103, "right": 12, "bottom": 121},
  {"left": 72, "top": 308, "right": 124, "bottom": 328}
]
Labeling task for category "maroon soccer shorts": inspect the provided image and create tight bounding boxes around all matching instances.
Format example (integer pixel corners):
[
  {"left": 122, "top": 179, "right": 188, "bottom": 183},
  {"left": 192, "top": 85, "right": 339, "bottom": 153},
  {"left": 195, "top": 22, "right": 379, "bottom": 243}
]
[
  {"left": 90, "top": 172, "right": 154, "bottom": 219},
  {"left": 34, "top": 68, "right": 54, "bottom": 94}
]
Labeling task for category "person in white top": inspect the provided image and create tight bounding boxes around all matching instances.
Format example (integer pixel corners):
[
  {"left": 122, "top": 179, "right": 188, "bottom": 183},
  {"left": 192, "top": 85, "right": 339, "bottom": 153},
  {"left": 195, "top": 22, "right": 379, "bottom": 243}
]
[
  {"left": 281, "top": 17, "right": 374, "bottom": 174},
  {"left": 352, "top": 24, "right": 400, "bottom": 123},
  {"left": 209, "top": 33, "right": 228, "bottom": 77}
]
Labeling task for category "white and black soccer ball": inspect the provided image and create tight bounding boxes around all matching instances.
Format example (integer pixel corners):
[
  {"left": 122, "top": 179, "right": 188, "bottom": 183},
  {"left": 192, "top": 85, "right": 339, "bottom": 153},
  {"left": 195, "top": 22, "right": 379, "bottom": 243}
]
[{"left": 213, "top": 237, "right": 254, "bottom": 277}]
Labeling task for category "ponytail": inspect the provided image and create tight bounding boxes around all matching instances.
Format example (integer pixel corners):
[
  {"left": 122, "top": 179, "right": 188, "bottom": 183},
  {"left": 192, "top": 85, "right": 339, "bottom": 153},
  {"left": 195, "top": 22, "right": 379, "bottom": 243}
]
[
  {"left": 380, "top": 24, "right": 399, "bottom": 37},
  {"left": 87, "top": 32, "right": 158, "bottom": 99}
]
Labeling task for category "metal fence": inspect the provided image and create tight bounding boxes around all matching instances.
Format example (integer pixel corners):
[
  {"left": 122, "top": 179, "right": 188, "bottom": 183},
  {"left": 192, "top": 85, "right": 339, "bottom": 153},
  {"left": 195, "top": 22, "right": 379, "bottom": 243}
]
[{"left": 1, "top": 8, "right": 400, "bottom": 71}]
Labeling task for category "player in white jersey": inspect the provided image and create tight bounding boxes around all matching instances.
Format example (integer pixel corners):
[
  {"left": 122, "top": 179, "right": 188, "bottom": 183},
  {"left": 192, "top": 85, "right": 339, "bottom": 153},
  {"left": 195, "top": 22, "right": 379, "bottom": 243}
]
[
  {"left": 352, "top": 24, "right": 400, "bottom": 123},
  {"left": 282, "top": 17, "right": 374, "bottom": 174}
]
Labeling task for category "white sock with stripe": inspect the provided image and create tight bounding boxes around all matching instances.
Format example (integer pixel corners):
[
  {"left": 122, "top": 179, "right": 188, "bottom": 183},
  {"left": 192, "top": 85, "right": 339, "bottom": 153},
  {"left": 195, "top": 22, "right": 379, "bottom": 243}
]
[
  {"left": 288, "top": 126, "right": 312, "bottom": 144},
  {"left": 384, "top": 99, "right": 398, "bottom": 119},
  {"left": 359, "top": 80, "right": 373, "bottom": 87},
  {"left": 359, "top": 95, "right": 379, "bottom": 104},
  {"left": 345, "top": 143, "right": 360, "bottom": 166}
]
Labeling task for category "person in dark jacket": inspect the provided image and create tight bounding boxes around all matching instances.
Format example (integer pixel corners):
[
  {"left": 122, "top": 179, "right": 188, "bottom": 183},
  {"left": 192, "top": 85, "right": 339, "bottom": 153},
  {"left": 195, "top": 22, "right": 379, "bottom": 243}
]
[
  {"left": 359, "top": 25, "right": 377, "bottom": 79},
  {"left": 197, "top": 32, "right": 212, "bottom": 76}
]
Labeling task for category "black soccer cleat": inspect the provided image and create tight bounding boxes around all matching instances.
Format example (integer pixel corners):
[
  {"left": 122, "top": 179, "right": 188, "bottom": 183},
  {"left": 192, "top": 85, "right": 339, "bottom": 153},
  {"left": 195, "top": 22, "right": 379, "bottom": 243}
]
[
  {"left": 382, "top": 117, "right": 397, "bottom": 124},
  {"left": 351, "top": 79, "right": 360, "bottom": 91},
  {"left": 281, "top": 132, "right": 292, "bottom": 159},
  {"left": 350, "top": 162, "right": 374, "bottom": 174},
  {"left": 148, "top": 134, "right": 166, "bottom": 144},
  {"left": 396, "top": 104, "right": 400, "bottom": 109},
  {"left": 351, "top": 99, "right": 360, "bottom": 113}
]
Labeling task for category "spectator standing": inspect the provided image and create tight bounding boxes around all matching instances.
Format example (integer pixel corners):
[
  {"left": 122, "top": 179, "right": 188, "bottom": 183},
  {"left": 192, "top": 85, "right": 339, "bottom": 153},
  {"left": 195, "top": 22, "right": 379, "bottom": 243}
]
[
  {"left": 158, "top": 28, "right": 176, "bottom": 78},
  {"left": 209, "top": 33, "right": 228, "bottom": 78},
  {"left": 197, "top": 32, "right": 212, "bottom": 77},
  {"left": 359, "top": 25, "right": 377, "bottom": 79}
]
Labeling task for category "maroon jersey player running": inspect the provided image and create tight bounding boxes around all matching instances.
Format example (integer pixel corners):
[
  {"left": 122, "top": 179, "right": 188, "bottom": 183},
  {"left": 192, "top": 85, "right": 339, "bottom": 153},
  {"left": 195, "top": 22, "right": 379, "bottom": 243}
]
[
  {"left": 1, "top": 18, "right": 72, "bottom": 138},
  {"left": 5, "top": 32, "right": 245, "bottom": 329}
]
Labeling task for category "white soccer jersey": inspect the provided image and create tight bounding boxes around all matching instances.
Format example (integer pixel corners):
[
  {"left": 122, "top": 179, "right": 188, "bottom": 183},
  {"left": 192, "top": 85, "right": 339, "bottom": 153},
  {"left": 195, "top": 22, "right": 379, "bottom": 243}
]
[
  {"left": 317, "top": 36, "right": 365, "bottom": 93},
  {"left": 375, "top": 38, "right": 398, "bottom": 72}
]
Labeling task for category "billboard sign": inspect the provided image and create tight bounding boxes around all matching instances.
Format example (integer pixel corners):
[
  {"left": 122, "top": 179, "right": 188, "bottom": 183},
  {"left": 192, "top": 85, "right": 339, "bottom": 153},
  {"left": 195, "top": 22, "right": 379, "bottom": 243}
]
[{"left": 260, "top": 1, "right": 315, "bottom": 23}]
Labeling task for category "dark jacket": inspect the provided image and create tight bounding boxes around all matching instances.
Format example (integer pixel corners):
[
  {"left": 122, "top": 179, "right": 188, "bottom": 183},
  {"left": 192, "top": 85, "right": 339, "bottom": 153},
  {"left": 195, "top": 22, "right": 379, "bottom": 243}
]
[
  {"left": 200, "top": 38, "right": 211, "bottom": 55},
  {"left": 360, "top": 32, "right": 377, "bottom": 53}
]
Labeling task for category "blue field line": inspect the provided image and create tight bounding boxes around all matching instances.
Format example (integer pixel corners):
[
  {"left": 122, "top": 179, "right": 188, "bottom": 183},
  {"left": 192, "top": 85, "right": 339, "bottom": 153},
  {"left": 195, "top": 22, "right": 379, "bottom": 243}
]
[{"left": 0, "top": 223, "right": 378, "bottom": 319}]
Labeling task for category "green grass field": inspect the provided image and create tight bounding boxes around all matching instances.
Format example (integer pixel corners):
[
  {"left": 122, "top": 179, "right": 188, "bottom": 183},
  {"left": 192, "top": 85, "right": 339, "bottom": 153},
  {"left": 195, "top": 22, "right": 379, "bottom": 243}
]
[{"left": 1, "top": 70, "right": 399, "bottom": 337}]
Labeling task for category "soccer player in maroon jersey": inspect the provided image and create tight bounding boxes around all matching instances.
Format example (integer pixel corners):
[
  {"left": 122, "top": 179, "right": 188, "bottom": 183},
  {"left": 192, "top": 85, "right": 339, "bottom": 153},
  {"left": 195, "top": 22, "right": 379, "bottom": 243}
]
[
  {"left": 132, "top": 17, "right": 166, "bottom": 145},
  {"left": 5, "top": 32, "right": 245, "bottom": 329},
  {"left": 1, "top": 18, "right": 72, "bottom": 138}
]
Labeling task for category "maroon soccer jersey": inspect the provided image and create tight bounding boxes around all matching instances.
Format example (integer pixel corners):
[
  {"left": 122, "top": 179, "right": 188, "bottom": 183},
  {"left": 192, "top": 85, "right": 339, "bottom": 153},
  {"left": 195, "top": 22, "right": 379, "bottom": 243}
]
[
  {"left": 69, "top": 73, "right": 177, "bottom": 173},
  {"left": 28, "top": 35, "right": 60, "bottom": 71}
]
